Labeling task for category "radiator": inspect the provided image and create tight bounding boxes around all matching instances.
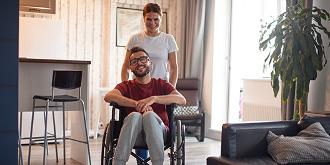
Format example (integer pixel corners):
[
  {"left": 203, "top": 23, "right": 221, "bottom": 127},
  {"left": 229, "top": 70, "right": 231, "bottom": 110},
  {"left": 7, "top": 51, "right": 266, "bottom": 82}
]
[{"left": 242, "top": 102, "right": 281, "bottom": 121}]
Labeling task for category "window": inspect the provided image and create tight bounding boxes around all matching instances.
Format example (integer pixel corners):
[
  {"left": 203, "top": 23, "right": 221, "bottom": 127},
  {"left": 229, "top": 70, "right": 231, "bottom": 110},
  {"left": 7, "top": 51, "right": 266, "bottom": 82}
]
[{"left": 212, "top": 0, "right": 286, "bottom": 129}]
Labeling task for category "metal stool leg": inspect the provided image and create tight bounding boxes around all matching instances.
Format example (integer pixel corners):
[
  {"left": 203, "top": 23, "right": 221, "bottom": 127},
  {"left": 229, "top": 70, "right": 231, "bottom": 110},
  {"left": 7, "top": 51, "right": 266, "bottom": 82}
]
[
  {"left": 28, "top": 99, "right": 36, "bottom": 165},
  {"left": 52, "top": 108, "right": 59, "bottom": 162},
  {"left": 18, "top": 134, "right": 23, "bottom": 165},
  {"left": 19, "top": 111, "right": 23, "bottom": 165},
  {"left": 43, "top": 110, "right": 49, "bottom": 156},
  {"left": 80, "top": 99, "right": 92, "bottom": 165},
  {"left": 62, "top": 102, "right": 66, "bottom": 164},
  {"left": 19, "top": 111, "right": 23, "bottom": 141},
  {"left": 18, "top": 125, "right": 23, "bottom": 165},
  {"left": 42, "top": 100, "right": 50, "bottom": 165}
]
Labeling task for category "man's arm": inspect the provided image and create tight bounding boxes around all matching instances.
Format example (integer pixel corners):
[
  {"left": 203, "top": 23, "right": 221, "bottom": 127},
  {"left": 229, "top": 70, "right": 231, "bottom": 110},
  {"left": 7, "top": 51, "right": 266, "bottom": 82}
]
[
  {"left": 153, "top": 90, "right": 186, "bottom": 105},
  {"left": 104, "top": 89, "right": 137, "bottom": 108},
  {"left": 136, "top": 90, "right": 186, "bottom": 111}
]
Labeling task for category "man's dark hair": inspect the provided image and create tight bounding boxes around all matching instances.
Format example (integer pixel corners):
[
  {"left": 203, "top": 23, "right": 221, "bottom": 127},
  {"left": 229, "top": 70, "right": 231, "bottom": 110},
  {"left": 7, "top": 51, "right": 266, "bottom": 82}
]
[
  {"left": 130, "top": 47, "right": 149, "bottom": 57},
  {"left": 143, "top": 3, "right": 162, "bottom": 17}
]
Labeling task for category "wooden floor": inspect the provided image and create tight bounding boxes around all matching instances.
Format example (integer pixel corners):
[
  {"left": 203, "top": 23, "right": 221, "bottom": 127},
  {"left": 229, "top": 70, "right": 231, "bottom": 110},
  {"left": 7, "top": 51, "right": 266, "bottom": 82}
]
[{"left": 21, "top": 136, "right": 221, "bottom": 165}]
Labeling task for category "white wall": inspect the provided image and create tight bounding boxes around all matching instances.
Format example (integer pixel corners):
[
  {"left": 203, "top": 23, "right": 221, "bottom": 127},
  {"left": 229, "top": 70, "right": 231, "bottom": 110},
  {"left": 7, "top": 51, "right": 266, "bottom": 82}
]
[
  {"left": 19, "top": 17, "right": 66, "bottom": 60},
  {"left": 309, "top": 0, "right": 330, "bottom": 112}
]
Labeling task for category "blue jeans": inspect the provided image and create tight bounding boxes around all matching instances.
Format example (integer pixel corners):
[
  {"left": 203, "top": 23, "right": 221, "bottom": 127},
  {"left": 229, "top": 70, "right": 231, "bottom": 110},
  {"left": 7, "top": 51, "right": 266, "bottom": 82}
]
[{"left": 135, "top": 149, "right": 148, "bottom": 160}]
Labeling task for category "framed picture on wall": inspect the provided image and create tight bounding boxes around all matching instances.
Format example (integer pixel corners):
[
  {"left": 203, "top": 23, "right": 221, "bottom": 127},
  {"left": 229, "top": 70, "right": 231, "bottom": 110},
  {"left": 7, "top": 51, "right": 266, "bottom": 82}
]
[{"left": 116, "top": 7, "right": 167, "bottom": 47}]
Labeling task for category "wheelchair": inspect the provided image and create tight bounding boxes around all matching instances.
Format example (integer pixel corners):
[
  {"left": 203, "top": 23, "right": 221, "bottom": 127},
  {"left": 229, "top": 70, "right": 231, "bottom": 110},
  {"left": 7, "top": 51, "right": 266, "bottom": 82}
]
[{"left": 101, "top": 102, "right": 185, "bottom": 165}]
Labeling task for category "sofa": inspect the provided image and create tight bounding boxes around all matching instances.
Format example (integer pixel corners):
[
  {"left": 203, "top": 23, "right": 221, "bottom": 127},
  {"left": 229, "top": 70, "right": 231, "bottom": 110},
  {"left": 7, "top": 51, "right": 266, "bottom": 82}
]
[{"left": 207, "top": 112, "right": 330, "bottom": 165}]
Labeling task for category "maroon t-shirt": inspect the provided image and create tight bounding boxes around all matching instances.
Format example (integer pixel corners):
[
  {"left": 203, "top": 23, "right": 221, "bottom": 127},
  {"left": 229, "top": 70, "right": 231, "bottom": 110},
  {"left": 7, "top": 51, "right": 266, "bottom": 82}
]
[{"left": 115, "top": 78, "right": 175, "bottom": 127}]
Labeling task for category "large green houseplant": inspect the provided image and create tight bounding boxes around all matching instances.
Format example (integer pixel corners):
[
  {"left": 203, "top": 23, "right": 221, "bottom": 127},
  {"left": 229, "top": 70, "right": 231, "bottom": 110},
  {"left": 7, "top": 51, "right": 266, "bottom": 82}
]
[{"left": 259, "top": 4, "right": 330, "bottom": 119}]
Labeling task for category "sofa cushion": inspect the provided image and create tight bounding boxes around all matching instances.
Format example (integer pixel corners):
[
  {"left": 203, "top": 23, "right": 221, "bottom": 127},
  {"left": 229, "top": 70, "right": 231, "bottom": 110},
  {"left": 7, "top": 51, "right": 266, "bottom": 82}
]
[
  {"left": 298, "top": 115, "right": 330, "bottom": 135},
  {"left": 266, "top": 122, "right": 330, "bottom": 164}
]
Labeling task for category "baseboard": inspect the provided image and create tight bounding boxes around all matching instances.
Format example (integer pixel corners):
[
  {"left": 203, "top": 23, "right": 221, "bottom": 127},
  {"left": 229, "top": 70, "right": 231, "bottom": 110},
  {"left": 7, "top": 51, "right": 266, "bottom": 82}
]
[{"left": 206, "top": 128, "right": 221, "bottom": 140}]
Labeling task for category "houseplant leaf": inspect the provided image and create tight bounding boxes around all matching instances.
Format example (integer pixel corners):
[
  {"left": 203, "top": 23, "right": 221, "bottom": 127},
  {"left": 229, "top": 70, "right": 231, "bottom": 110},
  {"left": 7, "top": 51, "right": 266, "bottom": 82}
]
[{"left": 259, "top": 2, "right": 330, "bottom": 119}]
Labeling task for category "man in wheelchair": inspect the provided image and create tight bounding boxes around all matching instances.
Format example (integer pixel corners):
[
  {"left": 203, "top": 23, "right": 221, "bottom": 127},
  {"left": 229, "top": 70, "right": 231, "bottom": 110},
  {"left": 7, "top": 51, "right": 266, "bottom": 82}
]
[{"left": 104, "top": 47, "right": 186, "bottom": 165}]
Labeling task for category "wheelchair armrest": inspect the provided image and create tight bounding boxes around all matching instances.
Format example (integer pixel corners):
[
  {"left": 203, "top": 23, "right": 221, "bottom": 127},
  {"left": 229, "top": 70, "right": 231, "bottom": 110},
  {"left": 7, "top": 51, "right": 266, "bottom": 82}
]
[
  {"left": 109, "top": 102, "right": 125, "bottom": 121},
  {"left": 166, "top": 103, "right": 178, "bottom": 122},
  {"left": 110, "top": 101, "right": 130, "bottom": 109},
  {"left": 166, "top": 103, "right": 177, "bottom": 122},
  {"left": 109, "top": 102, "right": 118, "bottom": 121},
  {"left": 110, "top": 101, "right": 119, "bottom": 108},
  {"left": 166, "top": 103, "right": 177, "bottom": 111},
  {"left": 166, "top": 103, "right": 177, "bottom": 147},
  {"left": 109, "top": 102, "right": 129, "bottom": 124}
]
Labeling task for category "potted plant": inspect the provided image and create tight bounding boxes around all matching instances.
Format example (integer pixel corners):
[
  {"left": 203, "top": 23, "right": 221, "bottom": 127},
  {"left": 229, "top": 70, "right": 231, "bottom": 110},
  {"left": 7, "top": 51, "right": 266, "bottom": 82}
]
[{"left": 259, "top": 3, "right": 330, "bottom": 119}]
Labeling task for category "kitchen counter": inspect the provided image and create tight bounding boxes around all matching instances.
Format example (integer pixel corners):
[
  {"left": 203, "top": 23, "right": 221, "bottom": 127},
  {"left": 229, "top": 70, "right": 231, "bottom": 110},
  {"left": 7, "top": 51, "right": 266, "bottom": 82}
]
[{"left": 19, "top": 57, "right": 91, "bottom": 164}]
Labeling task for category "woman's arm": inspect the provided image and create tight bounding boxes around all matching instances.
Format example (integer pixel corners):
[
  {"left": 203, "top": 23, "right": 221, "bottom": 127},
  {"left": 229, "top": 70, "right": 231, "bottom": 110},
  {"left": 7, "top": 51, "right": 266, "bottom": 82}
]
[
  {"left": 121, "top": 49, "right": 132, "bottom": 81},
  {"left": 168, "top": 51, "right": 178, "bottom": 87}
]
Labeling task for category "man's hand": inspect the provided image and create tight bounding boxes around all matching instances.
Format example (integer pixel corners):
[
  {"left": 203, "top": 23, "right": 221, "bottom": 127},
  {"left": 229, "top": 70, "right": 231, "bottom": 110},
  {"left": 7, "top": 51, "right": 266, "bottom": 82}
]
[
  {"left": 136, "top": 96, "right": 156, "bottom": 112},
  {"left": 139, "top": 105, "right": 153, "bottom": 113}
]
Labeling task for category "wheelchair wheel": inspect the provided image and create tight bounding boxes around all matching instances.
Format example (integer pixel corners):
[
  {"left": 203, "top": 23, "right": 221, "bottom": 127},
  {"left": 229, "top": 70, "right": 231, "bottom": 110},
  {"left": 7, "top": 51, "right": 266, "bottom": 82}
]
[
  {"left": 176, "top": 120, "right": 185, "bottom": 165},
  {"left": 101, "top": 123, "right": 114, "bottom": 165},
  {"left": 101, "top": 123, "right": 109, "bottom": 165}
]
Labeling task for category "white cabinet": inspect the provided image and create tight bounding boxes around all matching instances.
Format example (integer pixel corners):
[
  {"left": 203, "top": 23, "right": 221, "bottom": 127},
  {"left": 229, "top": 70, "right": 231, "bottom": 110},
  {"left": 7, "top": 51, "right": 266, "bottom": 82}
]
[{"left": 20, "top": 0, "right": 56, "bottom": 14}]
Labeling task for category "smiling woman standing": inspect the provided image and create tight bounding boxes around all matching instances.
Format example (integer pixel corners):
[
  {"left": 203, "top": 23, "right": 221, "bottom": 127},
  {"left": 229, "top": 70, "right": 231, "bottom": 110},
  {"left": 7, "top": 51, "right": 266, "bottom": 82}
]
[
  {"left": 121, "top": 3, "right": 179, "bottom": 87},
  {"left": 120, "top": 2, "right": 179, "bottom": 161}
]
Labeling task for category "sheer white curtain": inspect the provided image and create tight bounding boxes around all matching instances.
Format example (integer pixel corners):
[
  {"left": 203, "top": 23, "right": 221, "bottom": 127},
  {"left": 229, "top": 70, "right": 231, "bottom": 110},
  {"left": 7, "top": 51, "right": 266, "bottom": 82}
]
[
  {"left": 228, "top": 0, "right": 286, "bottom": 122},
  {"left": 211, "top": 0, "right": 287, "bottom": 127}
]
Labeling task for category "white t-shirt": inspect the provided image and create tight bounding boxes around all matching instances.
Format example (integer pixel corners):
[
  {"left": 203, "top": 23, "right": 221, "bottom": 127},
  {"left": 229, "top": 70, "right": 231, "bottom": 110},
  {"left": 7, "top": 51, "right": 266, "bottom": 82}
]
[{"left": 127, "top": 32, "right": 179, "bottom": 80}]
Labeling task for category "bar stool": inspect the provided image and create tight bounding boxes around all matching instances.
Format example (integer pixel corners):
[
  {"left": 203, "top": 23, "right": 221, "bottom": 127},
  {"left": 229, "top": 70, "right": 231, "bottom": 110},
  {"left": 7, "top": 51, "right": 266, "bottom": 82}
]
[
  {"left": 18, "top": 128, "right": 23, "bottom": 165},
  {"left": 27, "top": 70, "right": 91, "bottom": 165}
]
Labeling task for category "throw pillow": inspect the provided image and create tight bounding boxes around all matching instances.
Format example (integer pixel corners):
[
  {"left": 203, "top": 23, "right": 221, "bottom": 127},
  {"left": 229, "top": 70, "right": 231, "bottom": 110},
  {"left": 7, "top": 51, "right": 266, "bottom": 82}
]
[
  {"left": 173, "top": 105, "right": 199, "bottom": 116},
  {"left": 299, "top": 115, "right": 330, "bottom": 135},
  {"left": 266, "top": 122, "right": 330, "bottom": 164}
]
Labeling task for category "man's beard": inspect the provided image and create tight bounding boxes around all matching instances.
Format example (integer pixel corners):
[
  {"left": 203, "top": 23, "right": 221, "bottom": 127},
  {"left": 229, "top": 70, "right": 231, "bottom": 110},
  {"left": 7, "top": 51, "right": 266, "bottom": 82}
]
[{"left": 132, "top": 66, "right": 150, "bottom": 77}]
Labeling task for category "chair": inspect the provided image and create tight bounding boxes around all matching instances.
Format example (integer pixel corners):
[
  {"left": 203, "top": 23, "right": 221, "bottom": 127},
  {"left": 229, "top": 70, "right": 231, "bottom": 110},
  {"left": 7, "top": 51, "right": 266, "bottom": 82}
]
[
  {"left": 101, "top": 102, "right": 185, "bottom": 165},
  {"left": 27, "top": 70, "right": 91, "bottom": 165},
  {"left": 174, "top": 78, "right": 205, "bottom": 142}
]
